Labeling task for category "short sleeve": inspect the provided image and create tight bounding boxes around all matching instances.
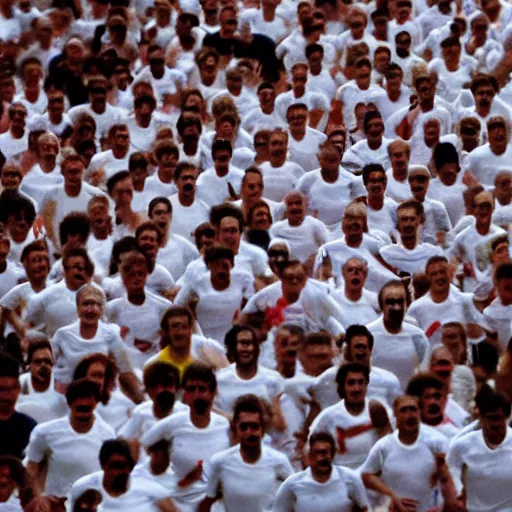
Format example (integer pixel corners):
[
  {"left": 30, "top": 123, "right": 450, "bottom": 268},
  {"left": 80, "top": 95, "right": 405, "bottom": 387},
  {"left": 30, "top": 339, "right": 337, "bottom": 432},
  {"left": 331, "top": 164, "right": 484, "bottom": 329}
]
[
  {"left": 109, "top": 331, "right": 134, "bottom": 374},
  {"left": 272, "top": 478, "right": 295, "bottom": 512},
  {"left": 205, "top": 454, "right": 222, "bottom": 498},
  {"left": 0, "top": 286, "right": 22, "bottom": 310},
  {"left": 141, "top": 416, "right": 174, "bottom": 448},
  {"left": 25, "top": 425, "right": 48, "bottom": 463},
  {"left": 24, "top": 293, "right": 44, "bottom": 327},
  {"left": 360, "top": 438, "right": 385, "bottom": 475},
  {"left": 346, "top": 468, "right": 372, "bottom": 510}
]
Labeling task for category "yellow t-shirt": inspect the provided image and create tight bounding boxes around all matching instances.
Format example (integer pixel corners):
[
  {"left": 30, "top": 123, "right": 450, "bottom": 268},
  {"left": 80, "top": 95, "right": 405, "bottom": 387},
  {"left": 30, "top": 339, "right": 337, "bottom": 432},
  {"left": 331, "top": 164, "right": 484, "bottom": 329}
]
[{"left": 152, "top": 346, "right": 195, "bottom": 378}]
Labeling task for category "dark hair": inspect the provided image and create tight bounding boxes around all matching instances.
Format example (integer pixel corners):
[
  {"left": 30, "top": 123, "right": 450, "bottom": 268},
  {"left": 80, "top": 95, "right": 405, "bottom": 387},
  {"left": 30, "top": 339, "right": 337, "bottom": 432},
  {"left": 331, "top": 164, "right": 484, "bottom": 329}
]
[
  {"left": 210, "top": 203, "right": 245, "bottom": 231},
  {"left": 378, "top": 279, "right": 406, "bottom": 309},
  {"left": 134, "top": 94, "right": 157, "bottom": 111},
  {"left": 495, "top": 262, "right": 512, "bottom": 281},
  {"left": 135, "top": 221, "right": 163, "bottom": 245},
  {"left": 194, "top": 222, "right": 216, "bottom": 250},
  {"left": 148, "top": 197, "right": 172, "bottom": 218},
  {"left": 73, "top": 489, "right": 102, "bottom": 512},
  {"left": 491, "top": 235, "right": 509, "bottom": 252},
  {"left": 397, "top": 198, "right": 424, "bottom": 217},
  {"left": 406, "top": 373, "right": 444, "bottom": 398},
  {"left": 59, "top": 211, "right": 90, "bottom": 247},
  {"left": 425, "top": 255, "right": 449, "bottom": 275},
  {"left": 174, "top": 162, "right": 197, "bottom": 181},
  {"left": 182, "top": 362, "right": 217, "bottom": 392},
  {"left": 154, "top": 140, "right": 179, "bottom": 161},
  {"left": 440, "top": 35, "right": 461, "bottom": 48},
  {"left": 232, "top": 394, "right": 267, "bottom": 428},
  {"left": 0, "top": 351, "right": 20, "bottom": 378},
  {"left": 433, "top": 142, "right": 459, "bottom": 172},
  {"left": 143, "top": 361, "right": 180, "bottom": 390},
  {"left": 73, "top": 353, "right": 118, "bottom": 405},
  {"left": 62, "top": 247, "right": 94, "bottom": 277},
  {"left": 212, "top": 138, "right": 233, "bottom": 157},
  {"left": 0, "top": 456, "right": 33, "bottom": 507},
  {"left": 362, "top": 163, "right": 385, "bottom": 186},
  {"left": 20, "top": 239, "right": 49, "bottom": 265},
  {"left": 470, "top": 73, "right": 498, "bottom": 95},
  {"left": 257, "top": 81, "right": 275, "bottom": 94},
  {"left": 65, "top": 378, "right": 101, "bottom": 405},
  {"left": 224, "top": 325, "right": 258, "bottom": 363},
  {"left": 309, "top": 431, "right": 336, "bottom": 456},
  {"left": 473, "top": 341, "right": 500, "bottom": 373},
  {"left": 159, "top": 306, "right": 194, "bottom": 349},
  {"left": 384, "top": 62, "right": 403, "bottom": 78},
  {"left": 128, "top": 151, "right": 148, "bottom": 172},
  {"left": 476, "top": 388, "right": 511, "bottom": 417},
  {"left": 176, "top": 115, "right": 202, "bottom": 137},
  {"left": 306, "top": 43, "right": 324, "bottom": 58},
  {"left": 242, "top": 166, "right": 263, "bottom": 186},
  {"left": 345, "top": 325, "right": 374, "bottom": 350},
  {"left": 26, "top": 337, "right": 53, "bottom": 365},
  {"left": 0, "top": 190, "right": 36, "bottom": 225},
  {"left": 335, "top": 363, "right": 370, "bottom": 398},
  {"left": 106, "top": 170, "right": 130, "bottom": 197},
  {"left": 363, "top": 110, "right": 383, "bottom": 133},
  {"left": 355, "top": 56, "right": 372, "bottom": 69},
  {"left": 109, "top": 236, "right": 138, "bottom": 275},
  {"left": 301, "top": 331, "right": 331, "bottom": 351},
  {"left": 204, "top": 245, "right": 235, "bottom": 266},
  {"left": 99, "top": 439, "right": 135, "bottom": 469}
]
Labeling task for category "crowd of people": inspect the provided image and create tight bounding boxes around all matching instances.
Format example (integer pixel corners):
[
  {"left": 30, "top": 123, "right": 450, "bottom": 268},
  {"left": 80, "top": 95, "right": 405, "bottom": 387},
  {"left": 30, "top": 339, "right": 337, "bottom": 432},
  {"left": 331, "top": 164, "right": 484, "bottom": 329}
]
[{"left": 0, "top": 0, "right": 512, "bottom": 508}]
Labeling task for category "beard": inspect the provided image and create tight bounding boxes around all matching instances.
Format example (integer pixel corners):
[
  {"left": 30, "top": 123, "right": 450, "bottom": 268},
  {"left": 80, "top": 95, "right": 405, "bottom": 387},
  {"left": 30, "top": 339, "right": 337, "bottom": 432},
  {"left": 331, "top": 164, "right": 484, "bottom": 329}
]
[
  {"left": 111, "top": 473, "right": 129, "bottom": 492},
  {"left": 193, "top": 398, "right": 209, "bottom": 415},
  {"left": 156, "top": 391, "right": 175, "bottom": 411}
]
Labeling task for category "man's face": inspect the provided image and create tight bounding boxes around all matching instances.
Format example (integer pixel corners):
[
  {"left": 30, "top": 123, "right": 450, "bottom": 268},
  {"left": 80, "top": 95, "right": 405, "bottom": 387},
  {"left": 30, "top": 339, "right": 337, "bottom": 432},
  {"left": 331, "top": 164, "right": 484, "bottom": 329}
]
[
  {"left": 134, "top": 99, "right": 155, "bottom": 127},
  {"left": 280, "top": 264, "right": 307, "bottom": 298},
  {"left": 200, "top": 56, "right": 218, "bottom": 81},
  {"left": 473, "top": 195, "right": 493, "bottom": 225},
  {"left": 63, "top": 160, "right": 84, "bottom": 189},
  {"left": 103, "top": 454, "right": 132, "bottom": 492},
  {"left": 86, "top": 361, "right": 107, "bottom": 393},
  {"left": 427, "top": 261, "right": 450, "bottom": 295},
  {"left": 26, "top": 249, "right": 49, "bottom": 282},
  {"left": 6, "top": 211, "right": 30, "bottom": 240},
  {"left": 70, "top": 396, "right": 97, "bottom": 423},
  {"left": 220, "top": 10, "right": 238, "bottom": 37},
  {"left": 10, "top": 105, "right": 27, "bottom": 132},
  {"left": 390, "top": 145, "right": 409, "bottom": 173},
  {"left": 213, "top": 149, "right": 232, "bottom": 173},
  {"left": 442, "top": 325, "right": 465, "bottom": 363},
  {"left": 38, "top": 137, "right": 59, "bottom": 169},
  {"left": 235, "top": 330, "right": 257, "bottom": 366},
  {"left": 381, "top": 285, "right": 406, "bottom": 327},
  {"left": 22, "top": 63, "right": 42, "bottom": 87},
  {"left": 481, "top": 408, "right": 508, "bottom": 445},
  {"left": 492, "top": 241, "right": 511, "bottom": 266},
  {"left": 88, "top": 205, "right": 111, "bottom": 239},
  {"left": 342, "top": 211, "right": 365, "bottom": 240},
  {"left": 65, "top": 256, "right": 90, "bottom": 289},
  {"left": 416, "top": 79, "right": 435, "bottom": 102},
  {"left": 494, "top": 174, "right": 512, "bottom": 205},
  {"left": 90, "top": 86, "right": 107, "bottom": 111},
  {"left": 420, "top": 387, "right": 445, "bottom": 423},
  {"left": 137, "top": 229, "right": 160, "bottom": 259},
  {"left": 318, "top": 151, "right": 341, "bottom": 174},
  {"left": 150, "top": 202, "right": 171, "bottom": 232},
  {"left": 301, "top": 343, "right": 332, "bottom": 376},
  {"left": 350, "top": 15, "right": 366, "bottom": 39},
  {"left": 374, "top": 51, "right": 390, "bottom": 73},
  {"left": 292, "top": 67, "right": 308, "bottom": 94},
  {"left": 471, "top": 19, "right": 488, "bottom": 42},
  {"left": 309, "top": 441, "right": 334, "bottom": 475},
  {"left": 235, "top": 411, "right": 263, "bottom": 449},
  {"left": 442, "top": 41, "right": 461, "bottom": 62},
  {"left": 497, "top": 277, "right": 512, "bottom": 305},
  {"left": 328, "top": 133, "right": 345, "bottom": 155},
  {"left": 343, "top": 371, "right": 367, "bottom": 405},
  {"left": 167, "top": 315, "right": 192, "bottom": 350},
  {"left": 0, "top": 376, "right": 19, "bottom": 418},
  {"left": 122, "top": 262, "right": 148, "bottom": 295},
  {"left": 185, "top": 379, "right": 215, "bottom": 415},
  {"left": 342, "top": 260, "right": 366, "bottom": 293},
  {"left": 356, "top": 65, "right": 371, "bottom": 89},
  {"left": 158, "top": 152, "right": 178, "bottom": 179},
  {"left": 0, "top": 465, "right": 16, "bottom": 502},
  {"left": 258, "top": 87, "right": 275, "bottom": 111},
  {"left": 78, "top": 294, "right": 103, "bottom": 326},
  {"left": 347, "top": 335, "right": 371, "bottom": 366},
  {"left": 365, "top": 170, "right": 386, "bottom": 197},
  {"left": 0, "top": 77, "right": 15, "bottom": 103},
  {"left": 148, "top": 49, "right": 166, "bottom": 76},
  {"left": 112, "top": 128, "right": 130, "bottom": 154},
  {"left": 488, "top": 124, "right": 507, "bottom": 148},
  {"left": 287, "top": 108, "right": 308, "bottom": 132},
  {"left": 395, "top": 33, "right": 411, "bottom": 56},
  {"left": 177, "top": 168, "right": 198, "bottom": 196},
  {"left": 275, "top": 332, "right": 299, "bottom": 367},
  {"left": 366, "top": 117, "right": 384, "bottom": 143},
  {"left": 424, "top": 120, "right": 440, "bottom": 145},
  {"left": 48, "top": 94, "right": 65, "bottom": 119},
  {"left": 217, "top": 216, "right": 241, "bottom": 251},
  {"left": 0, "top": 167, "right": 21, "bottom": 189},
  {"left": 386, "top": 69, "right": 403, "bottom": 93},
  {"left": 395, "top": 396, "right": 420, "bottom": 433},
  {"left": 307, "top": 50, "right": 323, "bottom": 72},
  {"left": 241, "top": 172, "right": 263, "bottom": 202},
  {"left": 269, "top": 134, "right": 287, "bottom": 159},
  {"left": 146, "top": 376, "right": 176, "bottom": 410},
  {"left": 208, "top": 257, "right": 232, "bottom": 287},
  {"left": 285, "top": 196, "right": 306, "bottom": 224},
  {"left": 408, "top": 174, "right": 429, "bottom": 200},
  {"left": 112, "top": 178, "right": 134, "bottom": 207}
]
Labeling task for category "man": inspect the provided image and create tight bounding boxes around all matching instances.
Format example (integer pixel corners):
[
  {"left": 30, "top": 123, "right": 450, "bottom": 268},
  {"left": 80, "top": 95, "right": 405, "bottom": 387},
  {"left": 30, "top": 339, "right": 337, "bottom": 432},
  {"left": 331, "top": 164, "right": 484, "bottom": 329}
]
[
  {"left": 25, "top": 247, "right": 94, "bottom": 337},
  {"left": 275, "top": 62, "right": 329, "bottom": 130},
  {"left": 306, "top": 43, "right": 337, "bottom": 103},
  {"left": 315, "top": 201, "right": 396, "bottom": 292},
  {"left": 493, "top": 170, "right": 512, "bottom": 228},
  {"left": 450, "top": 190, "right": 506, "bottom": 291},
  {"left": 119, "top": 363, "right": 188, "bottom": 450},
  {"left": 462, "top": 115, "right": 512, "bottom": 186},
  {"left": 70, "top": 438, "right": 175, "bottom": 511},
  {"left": 169, "top": 163, "right": 210, "bottom": 243},
  {"left": 196, "top": 139, "right": 244, "bottom": 207},
  {"left": 26, "top": 379, "right": 115, "bottom": 498},
  {"left": 41, "top": 154, "right": 106, "bottom": 252},
  {"left": 176, "top": 115, "right": 202, "bottom": 167},
  {"left": 286, "top": 103, "right": 327, "bottom": 172},
  {"left": 342, "top": 110, "right": 392, "bottom": 171},
  {"left": 380, "top": 199, "right": 445, "bottom": 275},
  {"left": 142, "top": 364, "right": 231, "bottom": 511},
  {"left": 87, "top": 124, "right": 131, "bottom": 185},
  {"left": 143, "top": 140, "right": 179, "bottom": 200},
  {"left": 483, "top": 262, "right": 512, "bottom": 351},
  {"left": 275, "top": 431, "right": 369, "bottom": 511},
  {"left": 362, "top": 163, "right": 398, "bottom": 238},
  {"left": 385, "top": 139, "right": 411, "bottom": 202},
  {"left": 312, "top": 325, "right": 401, "bottom": 409},
  {"left": 0, "top": 352, "right": 36, "bottom": 458},
  {"left": 86, "top": 196, "right": 113, "bottom": 278},
  {"left": 241, "top": 259, "right": 346, "bottom": 338},
  {"left": 408, "top": 256, "right": 484, "bottom": 348},
  {"left": 448, "top": 390, "right": 512, "bottom": 511},
  {"left": 331, "top": 258, "right": 380, "bottom": 328},
  {"left": 201, "top": 395, "right": 292, "bottom": 511},
  {"left": 241, "top": 82, "right": 287, "bottom": 135},
  {"left": 17, "top": 338, "right": 68, "bottom": 422},
  {"left": 145, "top": 306, "right": 228, "bottom": 376},
  {"left": 149, "top": 197, "right": 200, "bottom": 281},
  {"left": 296, "top": 142, "right": 363, "bottom": 230},
  {"left": 309, "top": 363, "right": 391, "bottom": 468},
  {"left": 0, "top": 103, "right": 28, "bottom": 161},
  {"left": 269, "top": 191, "right": 329, "bottom": 265},
  {"left": 370, "top": 63, "right": 410, "bottom": 122},
  {"left": 406, "top": 374, "right": 460, "bottom": 440},
  {"left": 258, "top": 128, "right": 305, "bottom": 202},
  {"left": 361, "top": 395, "right": 457, "bottom": 512},
  {"left": 368, "top": 280, "right": 431, "bottom": 388}
]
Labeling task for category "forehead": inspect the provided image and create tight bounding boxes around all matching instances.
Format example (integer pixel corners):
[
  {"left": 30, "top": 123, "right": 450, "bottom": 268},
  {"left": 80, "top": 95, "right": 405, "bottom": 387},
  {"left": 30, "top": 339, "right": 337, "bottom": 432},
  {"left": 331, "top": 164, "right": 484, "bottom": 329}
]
[
  {"left": 349, "top": 334, "right": 369, "bottom": 346},
  {"left": 219, "top": 216, "right": 240, "bottom": 228},
  {"left": 237, "top": 411, "right": 261, "bottom": 424},
  {"left": 396, "top": 396, "right": 418, "bottom": 410},
  {"left": 32, "top": 347, "right": 52, "bottom": 359},
  {"left": 383, "top": 285, "right": 405, "bottom": 299}
]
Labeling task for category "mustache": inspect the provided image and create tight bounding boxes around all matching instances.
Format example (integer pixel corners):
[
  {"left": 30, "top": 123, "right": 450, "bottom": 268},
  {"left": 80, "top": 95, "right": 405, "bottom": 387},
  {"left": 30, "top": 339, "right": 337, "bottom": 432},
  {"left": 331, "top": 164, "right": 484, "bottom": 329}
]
[
  {"left": 183, "top": 183, "right": 194, "bottom": 191},
  {"left": 193, "top": 398, "right": 209, "bottom": 414},
  {"left": 111, "top": 473, "right": 129, "bottom": 491},
  {"left": 156, "top": 390, "right": 175, "bottom": 410}
]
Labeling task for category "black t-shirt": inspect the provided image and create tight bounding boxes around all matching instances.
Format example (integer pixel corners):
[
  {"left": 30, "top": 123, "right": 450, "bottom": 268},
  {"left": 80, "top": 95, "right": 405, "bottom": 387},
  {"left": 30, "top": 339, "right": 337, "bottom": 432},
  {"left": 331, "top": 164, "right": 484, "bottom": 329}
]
[
  {"left": 0, "top": 411, "right": 36, "bottom": 459},
  {"left": 202, "top": 32, "right": 279, "bottom": 82}
]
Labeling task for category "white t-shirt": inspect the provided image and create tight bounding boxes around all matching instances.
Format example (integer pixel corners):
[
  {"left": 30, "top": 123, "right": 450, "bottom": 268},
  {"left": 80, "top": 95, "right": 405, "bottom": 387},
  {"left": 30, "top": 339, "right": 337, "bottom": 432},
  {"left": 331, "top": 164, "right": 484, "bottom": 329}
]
[
  {"left": 87, "top": 149, "right": 131, "bottom": 183},
  {"left": 259, "top": 160, "right": 305, "bottom": 202},
  {"left": 241, "top": 107, "right": 287, "bottom": 135},
  {"left": 269, "top": 216, "right": 330, "bottom": 263},
  {"left": 461, "top": 143, "right": 512, "bottom": 186},
  {"left": 275, "top": 90, "right": 329, "bottom": 123},
  {"left": 366, "top": 197, "right": 398, "bottom": 237},
  {"left": 68, "top": 103, "right": 127, "bottom": 140},
  {"left": 342, "top": 138, "right": 392, "bottom": 171},
  {"left": 175, "top": 270, "right": 254, "bottom": 343},
  {"left": 483, "top": 297, "right": 512, "bottom": 352},
  {"left": 367, "top": 316, "right": 431, "bottom": 389},
  {"left": 428, "top": 179, "right": 466, "bottom": 227},
  {"left": 196, "top": 166, "right": 245, "bottom": 207},
  {"left": 448, "top": 427, "right": 512, "bottom": 512},
  {"left": 239, "top": 8, "right": 288, "bottom": 42},
  {"left": 386, "top": 169, "right": 411, "bottom": 202},
  {"left": 169, "top": 194, "right": 210, "bottom": 242},
  {"left": 26, "top": 413, "right": 115, "bottom": 497},
  {"left": 361, "top": 428, "right": 448, "bottom": 512},
  {"left": 369, "top": 87, "right": 411, "bottom": 122},
  {"left": 272, "top": 465, "right": 371, "bottom": 512},
  {"left": 336, "top": 81, "right": 381, "bottom": 130},
  {"left": 0, "top": 130, "right": 28, "bottom": 160},
  {"left": 330, "top": 288, "right": 380, "bottom": 328},
  {"left": 52, "top": 320, "right": 133, "bottom": 385},
  {"left": 379, "top": 242, "right": 444, "bottom": 275},
  {"left": 288, "top": 128, "right": 327, "bottom": 172},
  {"left": 215, "top": 363, "right": 284, "bottom": 413},
  {"left": 0, "top": 261, "right": 25, "bottom": 304},
  {"left": 20, "top": 163, "right": 63, "bottom": 208},
  {"left": 156, "top": 233, "right": 200, "bottom": 281}
]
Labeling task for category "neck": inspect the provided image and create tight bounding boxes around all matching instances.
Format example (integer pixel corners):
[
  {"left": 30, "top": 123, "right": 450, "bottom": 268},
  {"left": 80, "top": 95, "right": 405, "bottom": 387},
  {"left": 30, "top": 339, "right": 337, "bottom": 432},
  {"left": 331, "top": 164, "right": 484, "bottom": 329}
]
[
  {"left": 388, "top": 89, "right": 400, "bottom": 101},
  {"left": 158, "top": 169, "right": 173, "bottom": 184},
  {"left": 345, "top": 400, "right": 365, "bottom": 415},
  {"left": 345, "top": 287, "right": 362, "bottom": 302},
  {"left": 215, "top": 166, "right": 229, "bottom": 177},
  {"left": 383, "top": 318, "right": 402, "bottom": 334},
  {"left": 153, "top": 402, "right": 172, "bottom": 420},
  {"left": 71, "top": 416, "right": 95, "bottom": 434},
  {"left": 236, "top": 363, "right": 258, "bottom": 380},
  {"left": 128, "top": 290, "right": 146, "bottom": 305},
  {"left": 491, "top": 143, "right": 507, "bottom": 156},
  {"left": 477, "top": 105, "right": 491, "bottom": 117},
  {"left": 271, "top": 155, "right": 286, "bottom": 167},
  {"left": 10, "top": 127, "right": 24, "bottom": 139},
  {"left": 261, "top": 5, "right": 275, "bottom": 20},
  {"left": 40, "top": 160, "right": 55, "bottom": 174},
  {"left": 368, "top": 194, "right": 384, "bottom": 210},
  {"left": 398, "top": 428, "right": 419, "bottom": 445},
  {"left": 423, "top": 414, "right": 443, "bottom": 426},
  {"left": 240, "top": 444, "right": 261, "bottom": 463},
  {"left": 367, "top": 138, "right": 382, "bottom": 150},
  {"left": 393, "top": 168, "right": 407, "bottom": 182},
  {"left": 211, "top": 276, "right": 230, "bottom": 291},
  {"left": 25, "top": 87, "right": 39, "bottom": 102},
  {"left": 278, "top": 362, "right": 296, "bottom": 379},
  {"left": 178, "top": 192, "right": 194, "bottom": 206},
  {"left": 150, "top": 459, "right": 168, "bottom": 475},
  {"left": 30, "top": 278, "right": 46, "bottom": 293},
  {"left": 345, "top": 234, "right": 362, "bottom": 248},
  {"left": 190, "top": 409, "right": 210, "bottom": 428},
  {"left": 420, "top": 99, "right": 434, "bottom": 112},
  {"left": 475, "top": 220, "right": 490, "bottom": 235},
  {"left": 312, "top": 467, "right": 332, "bottom": 483},
  {"left": 64, "top": 183, "right": 81, "bottom": 197},
  {"left": 321, "top": 168, "right": 339, "bottom": 183},
  {"left": 290, "top": 127, "right": 306, "bottom": 140},
  {"left": 113, "top": 147, "right": 127, "bottom": 159},
  {"left": 166, "top": 342, "right": 191, "bottom": 361},
  {"left": 183, "top": 139, "right": 198, "bottom": 154},
  {"left": 445, "top": 60, "right": 459, "bottom": 72},
  {"left": 80, "top": 322, "right": 98, "bottom": 339},
  {"left": 31, "top": 375, "right": 51, "bottom": 393},
  {"left": 430, "top": 287, "right": 449, "bottom": 303},
  {"left": 401, "top": 234, "right": 417, "bottom": 250}
]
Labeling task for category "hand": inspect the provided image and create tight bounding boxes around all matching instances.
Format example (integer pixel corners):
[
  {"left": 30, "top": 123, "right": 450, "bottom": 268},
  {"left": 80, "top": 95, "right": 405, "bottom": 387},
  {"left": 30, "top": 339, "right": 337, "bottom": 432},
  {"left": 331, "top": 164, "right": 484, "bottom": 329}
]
[
  {"left": 391, "top": 495, "right": 419, "bottom": 512},
  {"left": 178, "top": 461, "right": 203, "bottom": 487},
  {"left": 89, "top": 168, "right": 105, "bottom": 187},
  {"left": 120, "top": 326, "right": 130, "bottom": 339},
  {"left": 462, "top": 170, "right": 478, "bottom": 187},
  {"left": 462, "top": 262, "right": 475, "bottom": 278}
]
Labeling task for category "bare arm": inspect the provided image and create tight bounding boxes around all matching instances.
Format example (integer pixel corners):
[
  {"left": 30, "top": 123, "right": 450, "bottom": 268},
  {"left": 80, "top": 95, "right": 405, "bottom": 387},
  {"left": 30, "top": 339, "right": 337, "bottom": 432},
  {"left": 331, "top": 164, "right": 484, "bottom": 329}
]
[
  {"left": 119, "top": 371, "right": 145, "bottom": 404},
  {"left": 199, "top": 497, "right": 217, "bottom": 512},
  {"left": 26, "top": 460, "right": 47, "bottom": 496},
  {"left": 157, "top": 498, "right": 178, "bottom": 512}
]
